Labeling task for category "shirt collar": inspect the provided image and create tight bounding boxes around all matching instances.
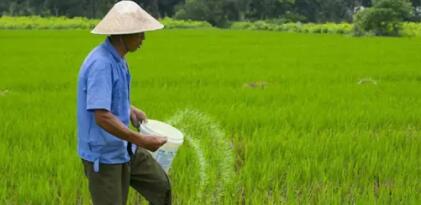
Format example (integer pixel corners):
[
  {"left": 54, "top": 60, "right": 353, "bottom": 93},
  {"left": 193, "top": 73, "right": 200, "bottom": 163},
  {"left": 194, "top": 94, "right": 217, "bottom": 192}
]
[{"left": 103, "top": 37, "right": 124, "bottom": 63}]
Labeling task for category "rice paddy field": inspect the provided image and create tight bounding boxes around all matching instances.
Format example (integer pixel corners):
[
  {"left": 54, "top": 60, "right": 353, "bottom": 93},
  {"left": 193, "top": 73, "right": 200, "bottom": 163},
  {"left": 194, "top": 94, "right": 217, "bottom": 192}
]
[{"left": 0, "top": 29, "right": 420, "bottom": 204}]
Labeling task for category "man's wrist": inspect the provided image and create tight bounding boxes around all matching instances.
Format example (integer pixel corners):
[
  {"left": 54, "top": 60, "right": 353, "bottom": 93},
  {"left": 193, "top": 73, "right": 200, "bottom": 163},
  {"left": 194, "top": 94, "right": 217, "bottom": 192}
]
[{"left": 129, "top": 131, "right": 143, "bottom": 145}]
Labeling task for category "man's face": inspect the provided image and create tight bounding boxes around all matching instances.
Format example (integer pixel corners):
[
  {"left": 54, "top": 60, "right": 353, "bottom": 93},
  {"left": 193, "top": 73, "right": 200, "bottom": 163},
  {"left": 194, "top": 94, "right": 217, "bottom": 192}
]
[{"left": 122, "top": 32, "right": 145, "bottom": 52}]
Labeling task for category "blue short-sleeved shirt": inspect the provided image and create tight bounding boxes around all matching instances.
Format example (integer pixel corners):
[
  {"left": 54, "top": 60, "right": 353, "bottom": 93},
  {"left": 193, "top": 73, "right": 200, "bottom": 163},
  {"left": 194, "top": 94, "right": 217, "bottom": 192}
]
[{"left": 77, "top": 37, "right": 134, "bottom": 172}]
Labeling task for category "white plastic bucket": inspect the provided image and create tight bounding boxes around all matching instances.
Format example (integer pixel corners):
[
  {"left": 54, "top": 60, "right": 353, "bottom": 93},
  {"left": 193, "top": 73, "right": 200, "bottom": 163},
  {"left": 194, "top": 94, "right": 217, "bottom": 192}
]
[{"left": 139, "top": 120, "right": 184, "bottom": 173}]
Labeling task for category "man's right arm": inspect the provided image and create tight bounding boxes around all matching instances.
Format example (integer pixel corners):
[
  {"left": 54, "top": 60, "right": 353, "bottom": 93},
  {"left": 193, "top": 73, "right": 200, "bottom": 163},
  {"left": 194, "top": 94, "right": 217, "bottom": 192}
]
[{"left": 94, "top": 109, "right": 167, "bottom": 152}]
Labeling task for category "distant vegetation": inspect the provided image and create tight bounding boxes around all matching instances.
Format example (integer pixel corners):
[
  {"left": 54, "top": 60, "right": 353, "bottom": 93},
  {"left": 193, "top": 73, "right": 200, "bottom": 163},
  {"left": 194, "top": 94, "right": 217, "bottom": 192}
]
[{"left": 2, "top": 16, "right": 421, "bottom": 37}]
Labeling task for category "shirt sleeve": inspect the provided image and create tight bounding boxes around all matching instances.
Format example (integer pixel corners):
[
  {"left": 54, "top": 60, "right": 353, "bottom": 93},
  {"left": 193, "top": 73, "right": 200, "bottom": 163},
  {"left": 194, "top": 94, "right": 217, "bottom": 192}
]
[{"left": 86, "top": 60, "right": 112, "bottom": 111}]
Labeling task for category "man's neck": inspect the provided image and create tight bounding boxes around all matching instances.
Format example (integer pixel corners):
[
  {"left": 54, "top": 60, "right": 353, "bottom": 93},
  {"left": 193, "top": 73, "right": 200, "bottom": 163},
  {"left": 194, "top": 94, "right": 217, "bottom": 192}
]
[{"left": 110, "top": 37, "right": 128, "bottom": 58}]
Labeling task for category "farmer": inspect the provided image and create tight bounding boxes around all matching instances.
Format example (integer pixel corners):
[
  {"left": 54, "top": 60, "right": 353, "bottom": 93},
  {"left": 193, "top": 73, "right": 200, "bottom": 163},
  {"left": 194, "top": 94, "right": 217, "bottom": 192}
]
[{"left": 76, "top": 1, "right": 170, "bottom": 204}]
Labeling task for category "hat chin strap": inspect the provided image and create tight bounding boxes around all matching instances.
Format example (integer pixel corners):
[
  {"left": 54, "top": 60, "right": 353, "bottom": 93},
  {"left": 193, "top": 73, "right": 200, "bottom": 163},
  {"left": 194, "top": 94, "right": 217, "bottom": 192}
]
[{"left": 119, "top": 36, "right": 129, "bottom": 53}]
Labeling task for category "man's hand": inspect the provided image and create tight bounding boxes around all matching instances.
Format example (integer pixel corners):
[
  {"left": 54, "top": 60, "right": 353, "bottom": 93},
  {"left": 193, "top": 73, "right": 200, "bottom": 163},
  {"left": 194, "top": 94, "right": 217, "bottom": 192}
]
[
  {"left": 138, "top": 135, "right": 168, "bottom": 152},
  {"left": 130, "top": 105, "right": 147, "bottom": 129}
]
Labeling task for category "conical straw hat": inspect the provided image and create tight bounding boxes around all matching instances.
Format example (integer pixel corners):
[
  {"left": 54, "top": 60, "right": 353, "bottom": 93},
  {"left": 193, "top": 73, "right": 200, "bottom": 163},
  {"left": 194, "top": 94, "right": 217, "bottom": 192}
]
[{"left": 92, "top": 0, "right": 164, "bottom": 35}]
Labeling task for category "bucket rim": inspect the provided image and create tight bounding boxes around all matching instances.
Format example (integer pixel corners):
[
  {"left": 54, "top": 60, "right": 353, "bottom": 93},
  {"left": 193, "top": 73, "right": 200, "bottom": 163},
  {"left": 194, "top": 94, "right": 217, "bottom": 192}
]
[{"left": 140, "top": 120, "right": 184, "bottom": 143}]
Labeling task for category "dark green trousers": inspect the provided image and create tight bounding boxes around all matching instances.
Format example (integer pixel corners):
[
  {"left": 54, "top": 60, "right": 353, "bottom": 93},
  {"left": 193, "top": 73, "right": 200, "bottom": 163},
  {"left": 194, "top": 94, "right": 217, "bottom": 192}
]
[{"left": 82, "top": 148, "right": 171, "bottom": 205}]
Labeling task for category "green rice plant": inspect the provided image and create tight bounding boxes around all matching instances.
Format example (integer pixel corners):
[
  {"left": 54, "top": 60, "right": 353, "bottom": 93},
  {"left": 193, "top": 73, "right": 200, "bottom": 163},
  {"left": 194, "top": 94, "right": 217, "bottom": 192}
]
[{"left": 0, "top": 29, "right": 420, "bottom": 204}]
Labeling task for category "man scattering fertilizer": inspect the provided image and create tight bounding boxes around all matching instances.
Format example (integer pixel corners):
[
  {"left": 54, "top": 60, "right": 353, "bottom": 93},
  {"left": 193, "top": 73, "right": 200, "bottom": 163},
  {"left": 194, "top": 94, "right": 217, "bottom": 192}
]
[{"left": 76, "top": 1, "right": 170, "bottom": 204}]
